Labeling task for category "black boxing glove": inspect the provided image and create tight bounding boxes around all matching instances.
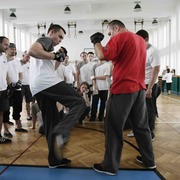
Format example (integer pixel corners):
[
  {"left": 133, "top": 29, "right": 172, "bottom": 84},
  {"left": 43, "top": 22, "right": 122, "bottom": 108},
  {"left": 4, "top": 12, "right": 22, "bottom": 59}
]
[
  {"left": 10, "top": 82, "right": 17, "bottom": 89},
  {"left": 10, "top": 80, "right": 22, "bottom": 89},
  {"left": 54, "top": 52, "right": 65, "bottom": 62},
  {"left": 90, "top": 32, "right": 104, "bottom": 45},
  {"left": 16, "top": 80, "right": 22, "bottom": 89}
]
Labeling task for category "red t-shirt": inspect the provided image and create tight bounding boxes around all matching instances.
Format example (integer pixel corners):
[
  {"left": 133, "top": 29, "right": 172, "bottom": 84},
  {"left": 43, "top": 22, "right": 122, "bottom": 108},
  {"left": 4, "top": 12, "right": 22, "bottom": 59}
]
[{"left": 102, "top": 31, "right": 146, "bottom": 94}]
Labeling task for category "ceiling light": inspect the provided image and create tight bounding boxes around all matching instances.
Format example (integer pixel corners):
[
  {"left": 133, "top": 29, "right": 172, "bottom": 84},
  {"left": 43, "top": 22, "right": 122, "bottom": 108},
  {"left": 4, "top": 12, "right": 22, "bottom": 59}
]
[
  {"left": 64, "top": 6, "right": 71, "bottom": 14},
  {"left": 9, "top": 8, "right": 17, "bottom": 20},
  {"left": 78, "top": 31, "right": 83, "bottom": 35},
  {"left": 134, "top": 1, "right": 141, "bottom": 12},
  {"left": 152, "top": 18, "right": 158, "bottom": 25}
]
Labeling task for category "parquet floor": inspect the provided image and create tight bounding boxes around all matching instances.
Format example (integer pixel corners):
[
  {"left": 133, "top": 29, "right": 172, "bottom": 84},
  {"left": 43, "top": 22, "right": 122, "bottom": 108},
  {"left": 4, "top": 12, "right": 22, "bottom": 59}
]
[{"left": 0, "top": 93, "right": 180, "bottom": 180}]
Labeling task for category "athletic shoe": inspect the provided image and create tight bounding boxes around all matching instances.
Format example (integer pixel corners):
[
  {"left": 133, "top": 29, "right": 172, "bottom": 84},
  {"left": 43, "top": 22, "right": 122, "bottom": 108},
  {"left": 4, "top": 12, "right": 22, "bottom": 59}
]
[
  {"left": 49, "top": 158, "right": 71, "bottom": 168},
  {"left": 127, "top": 130, "right": 134, "bottom": 137},
  {"left": 4, "top": 132, "right": 13, "bottom": 138},
  {"left": 15, "top": 128, "right": 28, "bottom": 132},
  {"left": 0, "top": 136, "right": 12, "bottom": 144},
  {"left": 135, "top": 156, "right": 156, "bottom": 169},
  {"left": 54, "top": 134, "right": 64, "bottom": 160},
  {"left": 93, "top": 163, "right": 116, "bottom": 176}
]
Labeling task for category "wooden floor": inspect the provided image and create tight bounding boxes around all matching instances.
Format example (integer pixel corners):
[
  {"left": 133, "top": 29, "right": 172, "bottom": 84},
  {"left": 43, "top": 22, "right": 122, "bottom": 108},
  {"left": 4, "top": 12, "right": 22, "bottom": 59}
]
[{"left": 0, "top": 93, "right": 180, "bottom": 180}]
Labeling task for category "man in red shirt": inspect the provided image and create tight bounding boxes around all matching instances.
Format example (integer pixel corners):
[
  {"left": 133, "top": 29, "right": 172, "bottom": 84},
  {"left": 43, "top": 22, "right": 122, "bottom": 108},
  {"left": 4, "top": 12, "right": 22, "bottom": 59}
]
[{"left": 90, "top": 20, "right": 156, "bottom": 175}]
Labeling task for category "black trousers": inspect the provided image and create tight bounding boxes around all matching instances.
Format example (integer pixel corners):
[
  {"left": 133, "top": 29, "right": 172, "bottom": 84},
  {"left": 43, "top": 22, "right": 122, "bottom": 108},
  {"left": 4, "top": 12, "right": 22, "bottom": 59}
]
[
  {"left": 3, "top": 90, "right": 22, "bottom": 122},
  {"left": 103, "top": 90, "right": 155, "bottom": 173},
  {"left": 35, "top": 81, "right": 86, "bottom": 164},
  {"left": 90, "top": 90, "right": 108, "bottom": 120},
  {"left": 79, "top": 106, "right": 90, "bottom": 123},
  {"left": 146, "top": 83, "right": 159, "bottom": 131},
  {"left": 166, "top": 83, "right": 172, "bottom": 92}
]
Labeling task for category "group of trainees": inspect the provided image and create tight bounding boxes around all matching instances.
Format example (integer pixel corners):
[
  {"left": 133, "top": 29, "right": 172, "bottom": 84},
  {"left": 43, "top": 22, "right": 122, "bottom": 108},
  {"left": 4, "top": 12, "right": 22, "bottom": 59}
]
[{"left": 0, "top": 41, "right": 32, "bottom": 144}]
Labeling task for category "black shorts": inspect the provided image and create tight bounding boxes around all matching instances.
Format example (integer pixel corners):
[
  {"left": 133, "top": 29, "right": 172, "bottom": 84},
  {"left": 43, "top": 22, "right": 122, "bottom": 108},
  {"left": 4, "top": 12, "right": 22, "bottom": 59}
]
[
  {"left": 21, "top": 85, "right": 33, "bottom": 103},
  {"left": 0, "top": 90, "right": 9, "bottom": 112}
]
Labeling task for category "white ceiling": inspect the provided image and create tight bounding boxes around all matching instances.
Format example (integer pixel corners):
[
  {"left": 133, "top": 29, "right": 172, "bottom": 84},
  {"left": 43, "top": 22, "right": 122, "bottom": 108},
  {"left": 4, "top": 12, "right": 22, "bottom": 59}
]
[{"left": 0, "top": 0, "right": 178, "bottom": 35}]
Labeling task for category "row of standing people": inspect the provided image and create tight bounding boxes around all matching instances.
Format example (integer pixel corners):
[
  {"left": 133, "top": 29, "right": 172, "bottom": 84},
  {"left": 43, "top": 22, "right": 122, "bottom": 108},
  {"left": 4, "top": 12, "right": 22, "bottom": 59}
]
[
  {"left": 76, "top": 51, "right": 112, "bottom": 123},
  {"left": 0, "top": 41, "right": 31, "bottom": 144}
]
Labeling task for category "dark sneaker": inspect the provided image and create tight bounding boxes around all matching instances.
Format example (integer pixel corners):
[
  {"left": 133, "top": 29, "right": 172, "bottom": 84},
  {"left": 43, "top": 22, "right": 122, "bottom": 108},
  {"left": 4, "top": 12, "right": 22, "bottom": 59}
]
[
  {"left": 7, "top": 121, "right": 14, "bottom": 125},
  {"left": 89, "top": 117, "right": 95, "bottom": 121},
  {"left": 93, "top": 163, "right": 116, "bottom": 176},
  {"left": 0, "top": 136, "right": 12, "bottom": 144},
  {"left": 4, "top": 132, "right": 13, "bottom": 138},
  {"left": 15, "top": 128, "right": 28, "bottom": 132},
  {"left": 49, "top": 158, "right": 71, "bottom": 168},
  {"left": 54, "top": 134, "right": 64, "bottom": 160},
  {"left": 136, "top": 156, "right": 156, "bottom": 169}
]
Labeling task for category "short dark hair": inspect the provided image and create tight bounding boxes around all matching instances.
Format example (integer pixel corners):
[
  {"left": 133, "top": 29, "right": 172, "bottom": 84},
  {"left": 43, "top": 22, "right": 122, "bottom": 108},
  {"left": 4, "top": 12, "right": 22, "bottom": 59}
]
[
  {"left": 88, "top": 51, "right": 94, "bottom": 55},
  {"left": 108, "top": 20, "right": 125, "bottom": 28},
  {"left": 47, "top": 24, "right": 66, "bottom": 34},
  {"left": 136, "top": 29, "right": 149, "bottom": 41},
  {"left": 60, "top": 46, "right": 68, "bottom": 56},
  {"left": 0, "top": 36, "right": 8, "bottom": 44},
  {"left": 9, "top": 43, "right": 16, "bottom": 49},
  {"left": 80, "top": 51, "right": 88, "bottom": 56},
  {"left": 80, "top": 81, "right": 90, "bottom": 90}
]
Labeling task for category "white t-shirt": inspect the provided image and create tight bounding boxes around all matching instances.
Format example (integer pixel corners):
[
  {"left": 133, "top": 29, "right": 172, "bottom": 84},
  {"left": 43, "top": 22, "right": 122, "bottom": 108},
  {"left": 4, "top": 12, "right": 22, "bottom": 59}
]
[
  {"left": 7, "top": 58, "right": 22, "bottom": 84},
  {"left": 64, "top": 63, "right": 75, "bottom": 84},
  {"left": 21, "top": 61, "right": 30, "bottom": 85},
  {"left": 80, "top": 61, "right": 95, "bottom": 85},
  {"left": 164, "top": 72, "right": 173, "bottom": 83},
  {"left": 145, "top": 45, "right": 160, "bottom": 85},
  {"left": 29, "top": 37, "right": 62, "bottom": 96},
  {"left": 55, "top": 63, "right": 65, "bottom": 81},
  {"left": 0, "top": 54, "right": 8, "bottom": 91},
  {"left": 95, "top": 62, "right": 111, "bottom": 91}
]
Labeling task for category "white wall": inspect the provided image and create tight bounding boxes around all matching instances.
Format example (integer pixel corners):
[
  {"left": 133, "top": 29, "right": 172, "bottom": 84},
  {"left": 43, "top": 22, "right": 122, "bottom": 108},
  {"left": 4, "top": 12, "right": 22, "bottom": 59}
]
[{"left": 54, "top": 30, "right": 110, "bottom": 62}]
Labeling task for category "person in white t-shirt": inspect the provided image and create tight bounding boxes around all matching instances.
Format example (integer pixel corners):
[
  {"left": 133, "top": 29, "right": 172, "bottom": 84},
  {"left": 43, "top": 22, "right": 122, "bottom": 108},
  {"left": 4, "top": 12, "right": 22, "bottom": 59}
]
[
  {"left": 90, "top": 61, "right": 111, "bottom": 121},
  {"left": 20, "top": 51, "right": 33, "bottom": 120},
  {"left": 55, "top": 58, "right": 65, "bottom": 81},
  {"left": 3, "top": 43, "right": 28, "bottom": 135},
  {"left": 63, "top": 55, "right": 76, "bottom": 87},
  {"left": 135, "top": 30, "right": 160, "bottom": 140},
  {"left": 164, "top": 68, "right": 173, "bottom": 95},
  {"left": 76, "top": 52, "right": 88, "bottom": 89},
  {"left": 0, "top": 36, "right": 11, "bottom": 144},
  {"left": 128, "top": 30, "right": 161, "bottom": 138},
  {"left": 28, "top": 24, "right": 86, "bottom": 168}
]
